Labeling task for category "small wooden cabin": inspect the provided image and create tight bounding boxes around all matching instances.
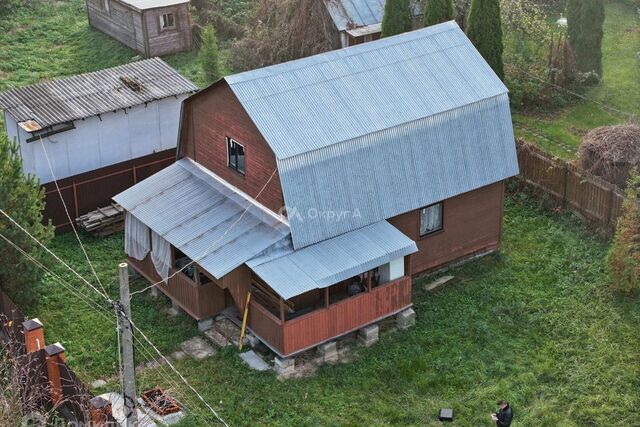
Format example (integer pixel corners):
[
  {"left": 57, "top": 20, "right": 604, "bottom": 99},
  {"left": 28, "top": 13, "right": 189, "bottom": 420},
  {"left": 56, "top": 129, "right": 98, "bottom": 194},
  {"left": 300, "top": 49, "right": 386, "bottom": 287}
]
[
  {"left": 115, "top": 22, "right": 519, "bottom": 359},
  {"left": 323, "top": 0, "right": 423, "bottom": 47},
  {"left": 86, "top": 0, "right": 193, "bottom": 57},
  {"left": 0, "top": 58, "right": 197, "bottom": 229}
]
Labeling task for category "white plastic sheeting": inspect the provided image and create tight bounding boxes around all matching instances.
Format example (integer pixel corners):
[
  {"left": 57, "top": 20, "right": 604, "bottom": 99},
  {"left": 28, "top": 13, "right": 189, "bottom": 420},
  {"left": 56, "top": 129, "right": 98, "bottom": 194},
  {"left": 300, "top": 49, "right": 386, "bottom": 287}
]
[
  {"left": 124, "top": 212, "right": 150, "bottom": 261},
  {"left": 151, "top": 230, "right": 171, "bottom": 282}
]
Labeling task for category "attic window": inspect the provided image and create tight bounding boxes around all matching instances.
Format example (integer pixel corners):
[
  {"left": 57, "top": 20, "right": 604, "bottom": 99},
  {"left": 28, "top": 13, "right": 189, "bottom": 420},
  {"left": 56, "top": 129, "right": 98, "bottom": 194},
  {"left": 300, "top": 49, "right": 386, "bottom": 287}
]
[
  {"left": 160, "top": 13, "right": 175, "bottom": 29},
  {"left": 227, "top": 137, "right": 245, "bottom": 175}
]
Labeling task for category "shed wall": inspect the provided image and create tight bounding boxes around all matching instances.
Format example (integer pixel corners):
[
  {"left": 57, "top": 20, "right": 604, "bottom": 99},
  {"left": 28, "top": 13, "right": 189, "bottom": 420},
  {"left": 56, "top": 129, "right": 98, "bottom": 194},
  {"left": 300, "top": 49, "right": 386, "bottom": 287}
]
[
  {"left": 388, "top": 181, "right": 505, "bottom": 274},
  {"left": 143, "top": 4, "right": 192, "bottom": 57},
  {"left": 86, "top": 0, "right": 145, "bottom": 53},
  {"left": 178, "top": 83, "right": 285, "bottom": 214}
]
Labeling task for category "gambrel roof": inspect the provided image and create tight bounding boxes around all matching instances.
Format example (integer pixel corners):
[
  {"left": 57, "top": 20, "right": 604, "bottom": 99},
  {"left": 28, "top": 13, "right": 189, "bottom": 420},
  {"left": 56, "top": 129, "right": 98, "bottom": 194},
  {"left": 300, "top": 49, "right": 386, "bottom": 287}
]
[{"left": 224, "top": 22, "right": 519, "bottom": 249}]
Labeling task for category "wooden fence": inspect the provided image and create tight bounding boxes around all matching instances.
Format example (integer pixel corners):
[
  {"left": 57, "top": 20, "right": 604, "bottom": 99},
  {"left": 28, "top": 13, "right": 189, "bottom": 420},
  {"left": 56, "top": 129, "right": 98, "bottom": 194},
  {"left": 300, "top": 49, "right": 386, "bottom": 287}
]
[
  {"left": 515, "top": 140, "right": 625, "bottom": 235},
  {"left": 0, "top": 288, "right": 114, "bottom": 424}
]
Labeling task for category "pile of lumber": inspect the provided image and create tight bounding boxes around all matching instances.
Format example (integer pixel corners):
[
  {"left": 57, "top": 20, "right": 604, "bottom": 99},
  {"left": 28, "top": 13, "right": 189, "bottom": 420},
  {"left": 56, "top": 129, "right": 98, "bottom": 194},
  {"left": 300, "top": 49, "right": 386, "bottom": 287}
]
[{"left": 76, "top": 203, "right": 124, "bottom": 236}]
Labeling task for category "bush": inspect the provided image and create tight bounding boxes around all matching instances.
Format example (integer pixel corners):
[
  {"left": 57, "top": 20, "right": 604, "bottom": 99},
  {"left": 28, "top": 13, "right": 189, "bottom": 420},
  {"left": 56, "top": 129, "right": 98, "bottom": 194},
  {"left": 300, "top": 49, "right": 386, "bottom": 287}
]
[
  {"left": 607, "top": 169, "right": 640, "bottom": 295},
  {"left": 467, "top": 0, "right": 505, "bottom": 80},
  {"left": 199, "top": 25, "right": 221, "bottom": 84},
  {"left": 424, "top": 0, "right": 455, "bottom": 27},
  {"left": 566, "top": 0, "right": 605, "bottom": 76},
  {"left": 381, "top": 0, "right": 413, "bottom": 37}
]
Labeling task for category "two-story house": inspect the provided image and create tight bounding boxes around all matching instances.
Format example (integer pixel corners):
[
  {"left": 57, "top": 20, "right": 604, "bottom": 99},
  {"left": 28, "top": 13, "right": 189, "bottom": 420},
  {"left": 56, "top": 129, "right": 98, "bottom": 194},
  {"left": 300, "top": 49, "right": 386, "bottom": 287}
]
[{"left": 114, "top": 22, "right": 519, "bottom": 365}]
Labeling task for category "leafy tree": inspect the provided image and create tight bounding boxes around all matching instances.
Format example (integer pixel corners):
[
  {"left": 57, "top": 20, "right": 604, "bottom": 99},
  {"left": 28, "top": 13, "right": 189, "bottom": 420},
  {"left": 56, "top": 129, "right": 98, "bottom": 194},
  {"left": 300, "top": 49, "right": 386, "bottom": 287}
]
[
  {"left": 607, "top": 169, "right": 640, "bottom": 295},
  {"left": 466, "top": 0, "right": 504, "bottom": 80},
  {"left": 424, "top": 0, "right": 454, "bottom": 27},
  {"left": 566, "top": 0, "right": 605, "bottom": 76},
  {"left": 381, "top": 0, "right": 412, "bottom": 38},
  {"left": 0, "top": 133, "right": 53, "bottom": 307},
  {"left": 200, "top": 25, "right": 221, "bottom": 84}
]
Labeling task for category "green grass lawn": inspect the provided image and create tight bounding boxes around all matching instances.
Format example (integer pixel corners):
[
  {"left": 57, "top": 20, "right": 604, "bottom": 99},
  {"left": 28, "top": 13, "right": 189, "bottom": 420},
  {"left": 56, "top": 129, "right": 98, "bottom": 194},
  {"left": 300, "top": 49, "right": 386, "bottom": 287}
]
[
  {"left": 30, "top": 197, "right": 640, "bottom": 426},
  {"left": 513, "top": 0, "right": 640, "bottom": 159}
]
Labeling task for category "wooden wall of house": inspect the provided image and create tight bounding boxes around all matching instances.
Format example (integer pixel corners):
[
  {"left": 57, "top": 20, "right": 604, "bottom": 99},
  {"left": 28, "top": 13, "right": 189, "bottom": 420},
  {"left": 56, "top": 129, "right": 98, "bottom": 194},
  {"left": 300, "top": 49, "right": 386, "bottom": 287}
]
[
  {"left": 178, "top": 82, "right": 286, "bottom": 214},
  {"left": 389, "top": 181, "right": 505, "bottom": 275},
  {"left": 86, "top": 0, "right": 145, "bottom": 54},
  {"left": 143, "top": 5, "right": 192, "bottom": 57}
]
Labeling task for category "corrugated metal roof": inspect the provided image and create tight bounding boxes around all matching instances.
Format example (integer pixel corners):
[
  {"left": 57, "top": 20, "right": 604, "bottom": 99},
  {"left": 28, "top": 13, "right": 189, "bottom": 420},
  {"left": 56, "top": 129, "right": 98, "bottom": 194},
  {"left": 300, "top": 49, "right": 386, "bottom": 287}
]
[
  {"left": 226, "top": 22, "right": 508, "bottom": 160},
  {"left": 113, "top": 158, "right": 290, "bottom": 278},
  {"left": 248, "top": 221, "right": 417, "bottom": 300},
  {"left": 323, "top": 0, "right": 421, "bottom": 32},
  {"left": 0, "top": 58, "right": 197, "bottom": 129},
  {"left": 224, "top": 22, "right": 518, "bottom": 248},
  {"left": 121, "top": 0, "right": 189, "bottom": 11}
]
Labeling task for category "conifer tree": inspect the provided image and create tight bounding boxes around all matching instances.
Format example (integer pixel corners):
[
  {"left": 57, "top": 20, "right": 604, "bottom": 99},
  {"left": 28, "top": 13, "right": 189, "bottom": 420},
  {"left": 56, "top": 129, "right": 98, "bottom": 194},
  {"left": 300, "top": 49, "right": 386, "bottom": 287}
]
[
  {"left": 466, "top": 0, "right": 504, "bottom": 80},
  {"left": 200, "top": 25, "right": 221, "bottom": 84},
  {"left": 424, "top": 0, "right": 454, "bottom": 27},
  {"left": 607, "top": 169, "right": 640, "bottom": 294},
  {"left": 381, "top": 0, "right": 413, "bottom": 38},
  {"left": 0, "top": 133, "right": 53, "bottom": 306},
  {"left": 566, "top": 0, "right": 605, "bottom": 76}
]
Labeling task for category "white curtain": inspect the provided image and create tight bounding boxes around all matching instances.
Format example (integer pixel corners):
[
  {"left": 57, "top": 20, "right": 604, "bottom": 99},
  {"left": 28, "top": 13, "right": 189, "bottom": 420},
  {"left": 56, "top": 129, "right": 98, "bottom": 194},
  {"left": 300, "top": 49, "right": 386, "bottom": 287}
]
[
  {"left": 151, "top": 230, "right": 171, "bottom": 283},
  {"left": 124, "top": 212, "right": 150, "bottom": 261}
]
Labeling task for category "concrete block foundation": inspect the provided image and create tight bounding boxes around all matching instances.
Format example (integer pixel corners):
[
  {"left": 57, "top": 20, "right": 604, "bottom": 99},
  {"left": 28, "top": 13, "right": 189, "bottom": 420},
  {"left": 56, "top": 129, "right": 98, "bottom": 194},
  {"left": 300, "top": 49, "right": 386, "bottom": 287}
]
[
  {"left": 396, "top": 308, "right": 416, "bottom": 330},
  {"left": 358, "top": 324, "right": 379, "bottom": 347},
  {"left": 275, "top": 357, "right": 295, "bottom": 378},
  {"left": 317, "top": 341, "right": 339, "bottom": 363}
]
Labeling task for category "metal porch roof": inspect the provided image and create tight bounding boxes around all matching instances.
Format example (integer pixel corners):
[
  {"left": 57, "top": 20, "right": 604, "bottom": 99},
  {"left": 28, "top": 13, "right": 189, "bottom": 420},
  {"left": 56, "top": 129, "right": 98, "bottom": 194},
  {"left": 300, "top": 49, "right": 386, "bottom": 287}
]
[
  {"left": 113, "top": 159, "right": 289, "bottom": 278},
  {"left": 247, "top": 221, "right": 417, "bottom": 300},
  {"left": 323, "top": 0, "right": 422, "bottom": 32},
  {"left": 0, "top": 58, "right": 197, "bottom": 130}
]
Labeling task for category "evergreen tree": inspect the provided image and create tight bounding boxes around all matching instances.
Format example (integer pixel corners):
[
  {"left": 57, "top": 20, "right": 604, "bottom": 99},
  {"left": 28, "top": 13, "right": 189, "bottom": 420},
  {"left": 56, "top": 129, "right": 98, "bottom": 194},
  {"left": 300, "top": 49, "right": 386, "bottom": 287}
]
[
  {"left": 381, "top": 0, "right": 412, "bottom": 38},
  {"left": 466, "top": 0, "right": 504, "bottom": 80},
  {"left": 200, "top": 25, "right": 221, "bottom": 84},
  {"left": 0, "top": 133, "right": 53, "bottom": 306},
  {"left": 424, "top": 0, "right": 454, "bottom": 27},
  {"left": 566, "top": 0, "right": 605, "bottom": 76},
  {"left": 607, "top": 169, "right": 640, "bottom": 295}
]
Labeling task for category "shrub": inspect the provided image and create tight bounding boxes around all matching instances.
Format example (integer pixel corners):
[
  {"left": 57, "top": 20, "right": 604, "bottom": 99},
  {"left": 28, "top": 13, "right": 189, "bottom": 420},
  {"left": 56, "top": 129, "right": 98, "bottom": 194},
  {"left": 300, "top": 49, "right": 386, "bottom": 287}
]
[
  {"left": 607, "top": 169, "right": 640, "bottom": 295},
  {"left": 0, "top": 133, "right": 53, "bottom": 307},
  {"left": 467, "top": 0, "right": 505, "bottom": 80},
  {"left": 199, "top": 25, "right": 221, "bottom": 84},
  {"left": 381, "top": 0, "right": 413, "bottom": 37},
  {"left": 566, "top": 0, "right": 605, "bottom": 76},
  {"left": 424, "top": 0, "right": 455, "bottom": 27}
]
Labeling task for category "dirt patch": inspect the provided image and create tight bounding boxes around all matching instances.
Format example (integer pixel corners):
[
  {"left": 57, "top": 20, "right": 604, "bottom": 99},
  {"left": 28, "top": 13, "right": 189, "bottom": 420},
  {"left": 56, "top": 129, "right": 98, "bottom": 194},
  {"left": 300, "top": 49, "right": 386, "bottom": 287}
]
[
  {"left": 8, "top": 23, "right": 33, "bottom": 35},
  {"left": 0, "top": 70, "right": 8, "bottom": 80}
]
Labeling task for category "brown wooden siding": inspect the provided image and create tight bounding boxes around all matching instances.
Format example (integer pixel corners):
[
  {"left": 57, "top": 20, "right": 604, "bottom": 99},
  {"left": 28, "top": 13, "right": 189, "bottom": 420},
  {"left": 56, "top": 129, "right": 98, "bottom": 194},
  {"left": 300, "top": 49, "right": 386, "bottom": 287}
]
[
  {"left": 143, "top": 5, "right": 192, "bottom": 57},
  {"left": 389, "top": 182, "right": 505, "bottom": 275},
  {"left": 178, "top": 82, "right": 285, "bottom": 214},
  {"left": 221, "top": 265, "right": 251, "bottom": 310},
  {"left": 86, "top": 0, "right": 145, "bottom": 53},
  {"left": 44, "top": 149, "right": 175, "bottom": 231},
  {"left": 248, "top": 275, "right": 412, "bottom": 356},
  {"left": 128, "top": 254, "right": 226, "bottom": 320}
]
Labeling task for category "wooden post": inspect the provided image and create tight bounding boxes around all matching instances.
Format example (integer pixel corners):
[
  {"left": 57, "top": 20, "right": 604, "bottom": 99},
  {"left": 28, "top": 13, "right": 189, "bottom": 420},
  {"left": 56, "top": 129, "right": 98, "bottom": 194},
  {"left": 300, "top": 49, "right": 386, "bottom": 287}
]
[
  {"left": 562, "top": 165, "right": 569, "bottom": 208},
  {"left": 325, "top": 287, "right": 330, "bottom": 307},
  {"left": 118, "top": 263, "right": 138, "bottom": 427},
  {"left": 90, "top": 396, "right": 113, "bottom": 427},
  {"left": 22, "top": 318, "right": 44, "bottom": 353},
  {"left": 605, "top": 187, "right": 616, "bottom": 232},
  {"left": 44, "top": 343, "right": 65, "bottom": 407},
  {"left": 279, "top": 298, "right": 285, "bottom": 323},
  {"left": 72, "top": 181, "right": 79, "bottom": 219},
  {"left": 367, "top": 272, "right": 372, "bottom": 292}
]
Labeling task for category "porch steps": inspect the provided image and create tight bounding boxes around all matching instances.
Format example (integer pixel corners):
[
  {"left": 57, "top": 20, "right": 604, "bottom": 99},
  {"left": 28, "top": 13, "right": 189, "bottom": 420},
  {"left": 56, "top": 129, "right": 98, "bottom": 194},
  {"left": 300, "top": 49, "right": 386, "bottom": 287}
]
[{"left": 202, "top": 307, "right": 255, "bottom": 348}]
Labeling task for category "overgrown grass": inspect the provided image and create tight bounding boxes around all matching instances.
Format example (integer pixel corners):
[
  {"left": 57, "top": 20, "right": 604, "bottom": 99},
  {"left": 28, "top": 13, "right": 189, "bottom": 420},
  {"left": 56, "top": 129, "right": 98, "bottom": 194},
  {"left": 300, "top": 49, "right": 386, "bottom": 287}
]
[
  {"left": 37, "top": 198, "right": 640, "bottom": 425},
  {"left": 513, "top": 0, "right": 640, "bottom": 159}
]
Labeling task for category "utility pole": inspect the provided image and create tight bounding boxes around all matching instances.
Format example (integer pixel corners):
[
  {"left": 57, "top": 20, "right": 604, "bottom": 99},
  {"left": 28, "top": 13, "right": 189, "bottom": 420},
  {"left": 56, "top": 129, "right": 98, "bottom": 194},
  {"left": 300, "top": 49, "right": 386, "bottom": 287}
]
[{"left": 118, "top": 262, "right": 138, "bottom": 427}]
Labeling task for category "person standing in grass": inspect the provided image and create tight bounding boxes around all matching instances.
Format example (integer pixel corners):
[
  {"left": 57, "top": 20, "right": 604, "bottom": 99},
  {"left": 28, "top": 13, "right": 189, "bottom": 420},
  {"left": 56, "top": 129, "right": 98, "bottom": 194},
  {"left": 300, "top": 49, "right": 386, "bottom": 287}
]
[{"left": 491, "top": 400, "right": 513, "bottom": 426}]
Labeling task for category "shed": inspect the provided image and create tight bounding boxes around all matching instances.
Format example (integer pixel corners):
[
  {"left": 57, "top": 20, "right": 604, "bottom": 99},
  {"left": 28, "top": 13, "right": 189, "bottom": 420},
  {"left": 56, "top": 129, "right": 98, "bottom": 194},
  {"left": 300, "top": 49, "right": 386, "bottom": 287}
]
[
  {"left": 86, "top": 0, "right": 193, "bottom": 57},
  {"left": 0, "top": 58, "right": 198, "bottom": 229}
]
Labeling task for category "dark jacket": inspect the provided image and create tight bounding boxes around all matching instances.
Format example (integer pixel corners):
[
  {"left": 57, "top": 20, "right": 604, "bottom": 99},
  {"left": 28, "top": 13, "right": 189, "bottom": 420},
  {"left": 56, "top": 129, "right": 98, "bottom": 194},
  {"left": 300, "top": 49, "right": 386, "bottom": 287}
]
[{"left": 496, "top": 405, "right": 513, "bottom": 427}]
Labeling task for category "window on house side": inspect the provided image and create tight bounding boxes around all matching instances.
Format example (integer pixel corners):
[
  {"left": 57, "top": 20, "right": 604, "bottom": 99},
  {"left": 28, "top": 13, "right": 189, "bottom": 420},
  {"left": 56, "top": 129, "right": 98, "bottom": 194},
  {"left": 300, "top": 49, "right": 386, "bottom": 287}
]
[
  {"left": 160, "top": 13, "right": 175, "bottom": 29},
  {"left": 419, "top": 202, "right": 443, "bottom": 237},
  {"left": 227, "top": 137, "right": 245, "bottom": 175}
]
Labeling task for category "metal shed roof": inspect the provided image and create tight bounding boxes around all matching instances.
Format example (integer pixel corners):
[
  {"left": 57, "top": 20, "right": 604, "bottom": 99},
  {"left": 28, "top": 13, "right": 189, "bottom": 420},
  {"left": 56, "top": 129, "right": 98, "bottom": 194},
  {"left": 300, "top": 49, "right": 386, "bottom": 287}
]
[
  {"left": 323, "top": 0, "right": 421, "bottom": 32},
  {"left": 113, "top": 158, "right": 289, "bottom": 278},
  {"left": 0, "top": 58, "right": 197, "bottom": 130},
  {"left": 225, "top": 22, "right": 518, "bottom": 248},
  {"left": 120, "top": 0, "right": 189, "bottom": 12},
  {"left": 247, "top": 221, "right": 417, "bottom": 300}
]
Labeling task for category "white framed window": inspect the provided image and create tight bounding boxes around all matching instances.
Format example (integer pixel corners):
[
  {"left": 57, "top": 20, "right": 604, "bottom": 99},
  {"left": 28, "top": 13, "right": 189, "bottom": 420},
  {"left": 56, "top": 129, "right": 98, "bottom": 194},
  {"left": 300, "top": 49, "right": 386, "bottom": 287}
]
[
  {"left": 419, "top": 202, "right": 443, "bottom": 237},
  {"left": 102, "top": 0, "right": 110, "bottom": 12},
  {"left": 227, "top": 137, "right": 245, "bottom": 175},
  {"left": 159, "top": 13, "right": 176, "bottom": 29}
]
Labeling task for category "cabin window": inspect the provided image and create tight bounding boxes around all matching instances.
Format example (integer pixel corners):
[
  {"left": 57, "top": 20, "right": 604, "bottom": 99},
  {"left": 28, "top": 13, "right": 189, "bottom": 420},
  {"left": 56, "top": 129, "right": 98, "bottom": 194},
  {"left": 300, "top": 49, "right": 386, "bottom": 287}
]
[
  {"left": 102, "top": 0, "right": 110, "bottom": 12},
  {"left": 419, "top": 202, "right": 443, "bottom": 237},
  {"left": 227, "top": 137, "right": 245, "bottom": 175},
  {"left": 160, "top": 13, "right": 176, "bottom": 29}
]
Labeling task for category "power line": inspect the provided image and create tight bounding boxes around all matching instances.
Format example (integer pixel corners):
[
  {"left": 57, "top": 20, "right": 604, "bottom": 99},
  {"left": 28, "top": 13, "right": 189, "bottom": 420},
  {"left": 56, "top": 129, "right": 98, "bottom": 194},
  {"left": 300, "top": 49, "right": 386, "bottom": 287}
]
[{"left": 129, "top": 166, "right": 280, "bottom": 299}]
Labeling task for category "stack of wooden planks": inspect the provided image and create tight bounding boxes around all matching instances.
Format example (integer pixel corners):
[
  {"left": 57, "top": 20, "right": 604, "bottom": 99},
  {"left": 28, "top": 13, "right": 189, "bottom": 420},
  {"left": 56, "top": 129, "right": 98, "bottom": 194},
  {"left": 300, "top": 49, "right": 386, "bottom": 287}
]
[{"left": 76, "top": 203, "right": 125, "bottom": 236}]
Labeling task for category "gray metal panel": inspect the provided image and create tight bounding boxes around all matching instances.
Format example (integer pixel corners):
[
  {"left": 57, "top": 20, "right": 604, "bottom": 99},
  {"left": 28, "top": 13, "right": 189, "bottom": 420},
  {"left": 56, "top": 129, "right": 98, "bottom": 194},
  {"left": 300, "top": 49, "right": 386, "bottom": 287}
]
[
  {"left": 279, "top": 93, "right": 519, "bottom": 248},
  {"left": 0, "top": 58, "right": 197, "bottom": 128},
  {"left": 248, "top": 221, "right": 418, "bottom": 300},
  {"left": 323, "top": 0, "right": 419, "bottom": 31},
  {"left": 226, "top": 22, "right": 507, "bottom": 160},
  {"left": 114, "top": 159, "right": 289, "bottom": 278}
]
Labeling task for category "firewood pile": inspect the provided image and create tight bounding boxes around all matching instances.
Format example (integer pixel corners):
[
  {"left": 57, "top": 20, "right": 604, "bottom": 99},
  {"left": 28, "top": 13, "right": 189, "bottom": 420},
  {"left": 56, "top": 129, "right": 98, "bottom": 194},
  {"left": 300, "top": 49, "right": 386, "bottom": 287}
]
[{"left": 76, "top": 203, "right": 124, "bottom": 236}]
